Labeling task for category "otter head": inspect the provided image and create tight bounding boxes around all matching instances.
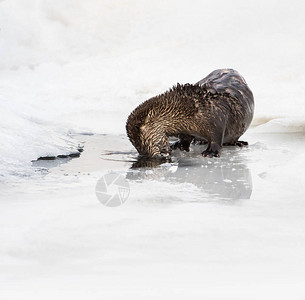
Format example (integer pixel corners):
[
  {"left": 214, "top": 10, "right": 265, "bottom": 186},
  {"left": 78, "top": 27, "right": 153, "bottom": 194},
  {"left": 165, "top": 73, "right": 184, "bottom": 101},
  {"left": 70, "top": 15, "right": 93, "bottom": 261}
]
[
  {"left": 138, "top": 123, "right": 170, "bottom": 158},
  {"left": 126, "top": 92, "right": 182, "bottom": 159},
  {"left": 126, "top": 115, "right": 169, "bottom": 158}
]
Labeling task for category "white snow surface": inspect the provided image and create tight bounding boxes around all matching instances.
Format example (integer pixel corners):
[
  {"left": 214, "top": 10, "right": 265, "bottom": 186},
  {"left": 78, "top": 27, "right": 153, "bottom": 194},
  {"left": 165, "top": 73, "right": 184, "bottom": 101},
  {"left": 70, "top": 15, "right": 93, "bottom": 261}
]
[{"left": 1, "top": 0, "right": 305, "bottom": 177}]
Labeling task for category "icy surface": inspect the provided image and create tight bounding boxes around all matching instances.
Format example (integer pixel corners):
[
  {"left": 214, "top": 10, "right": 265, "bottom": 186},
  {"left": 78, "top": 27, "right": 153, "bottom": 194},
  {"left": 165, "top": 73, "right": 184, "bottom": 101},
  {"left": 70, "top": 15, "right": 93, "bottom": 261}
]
[
  {"left": 1, "top": 0, "right": 305, "bottom": 177},
  {"left": 1, "top": 133, "right": 305, "bottom": 299}
]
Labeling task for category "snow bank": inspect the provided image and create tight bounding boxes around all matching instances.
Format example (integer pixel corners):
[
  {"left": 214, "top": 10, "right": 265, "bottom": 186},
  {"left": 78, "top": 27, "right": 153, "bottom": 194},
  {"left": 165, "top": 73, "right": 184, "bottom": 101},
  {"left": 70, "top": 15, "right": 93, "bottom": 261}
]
[{"left": 1, "top": 0, "right": 305, "bottom": 177}]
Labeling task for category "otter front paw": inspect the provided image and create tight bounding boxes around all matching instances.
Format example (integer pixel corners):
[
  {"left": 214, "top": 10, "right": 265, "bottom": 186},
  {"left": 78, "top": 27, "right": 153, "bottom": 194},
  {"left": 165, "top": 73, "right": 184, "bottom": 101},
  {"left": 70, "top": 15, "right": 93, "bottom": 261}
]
[
  {"left": 170, "top": 140, "right": 190, "bottom": 152},
  {"left": 160, "top": 151, "right": 171, "bottom": 159}
]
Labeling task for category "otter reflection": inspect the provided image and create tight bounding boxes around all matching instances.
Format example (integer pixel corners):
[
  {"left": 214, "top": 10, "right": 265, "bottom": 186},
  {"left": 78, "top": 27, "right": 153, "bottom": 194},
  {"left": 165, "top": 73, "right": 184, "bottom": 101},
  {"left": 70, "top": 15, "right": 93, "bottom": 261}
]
[{"left": 127, "top": 148, "right": 252, "bottom": 200}]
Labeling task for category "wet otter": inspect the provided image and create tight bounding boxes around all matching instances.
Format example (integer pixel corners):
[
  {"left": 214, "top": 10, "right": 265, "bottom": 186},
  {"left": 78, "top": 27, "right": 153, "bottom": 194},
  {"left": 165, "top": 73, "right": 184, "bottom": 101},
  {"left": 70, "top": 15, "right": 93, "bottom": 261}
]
[{"left": 126, "top": 69, "right": 254, "bottom": 158}]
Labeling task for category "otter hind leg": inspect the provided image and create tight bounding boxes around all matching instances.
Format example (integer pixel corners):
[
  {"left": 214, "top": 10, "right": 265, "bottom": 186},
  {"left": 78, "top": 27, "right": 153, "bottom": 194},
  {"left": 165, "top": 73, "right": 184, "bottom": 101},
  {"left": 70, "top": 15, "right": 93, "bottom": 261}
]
[
  {"left": 202, "top": 142, "right": 222, "bottom": 158},
  {"left": 201, "top": 128, "right": 224, "bottom": 158},
  {"left": 236, "top": 141, "right": 248, "bottom": 147},
  {"left": 223, "top": 141, "right": 248, "bottom": 147}
]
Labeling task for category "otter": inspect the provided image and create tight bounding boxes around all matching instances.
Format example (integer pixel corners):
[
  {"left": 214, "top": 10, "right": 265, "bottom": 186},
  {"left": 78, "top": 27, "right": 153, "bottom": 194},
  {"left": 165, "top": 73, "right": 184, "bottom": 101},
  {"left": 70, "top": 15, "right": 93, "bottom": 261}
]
[{"left": 126, "top": 69, "right": 254, "bottom": 158}]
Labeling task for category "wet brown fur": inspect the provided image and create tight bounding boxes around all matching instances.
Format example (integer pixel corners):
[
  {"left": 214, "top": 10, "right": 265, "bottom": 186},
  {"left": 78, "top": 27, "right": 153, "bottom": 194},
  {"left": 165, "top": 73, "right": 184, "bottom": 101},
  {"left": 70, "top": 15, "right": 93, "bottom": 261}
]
[{"left": 126, "top": 69, "right": 254, "bottom": 158}]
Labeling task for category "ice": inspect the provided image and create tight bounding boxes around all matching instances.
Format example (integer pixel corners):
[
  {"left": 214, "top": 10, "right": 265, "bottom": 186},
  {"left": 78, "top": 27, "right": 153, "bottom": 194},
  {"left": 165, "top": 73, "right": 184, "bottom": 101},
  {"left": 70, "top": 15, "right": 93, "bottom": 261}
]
[
  {"left": 1, "top": 132, "right": 305, "bottom": 299},
  {"left": 1, "top": 1, "right": 305, "bottom": 298}
]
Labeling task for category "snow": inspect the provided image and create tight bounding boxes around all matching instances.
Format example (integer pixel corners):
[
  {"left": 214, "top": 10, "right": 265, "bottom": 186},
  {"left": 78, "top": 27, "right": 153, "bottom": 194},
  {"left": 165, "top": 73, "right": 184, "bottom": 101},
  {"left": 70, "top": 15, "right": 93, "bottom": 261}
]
[
  {"left": 1, "top": 0, "right": 305, "bottom": 177},
  {"left": 1, "top": 1, "right": 305, "bottom": 299}
]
